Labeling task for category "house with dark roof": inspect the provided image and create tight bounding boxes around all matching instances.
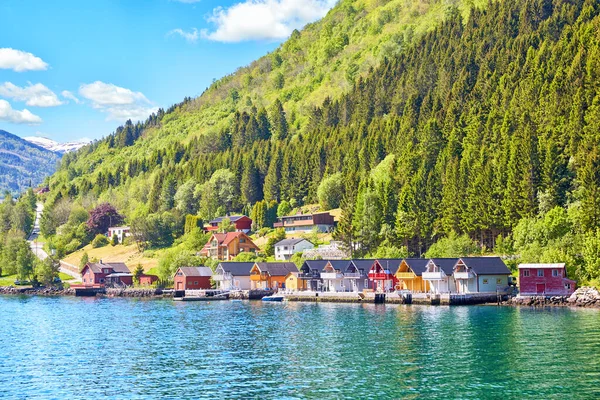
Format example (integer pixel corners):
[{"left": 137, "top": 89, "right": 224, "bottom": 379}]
[
  {"left": 367, "top": 259, "right": 401, "bottom": 292},
  {"left": 273, "top": 211, "right": 335, "bottom": 233},
  {"left": 173, "top": 266, "right": 213, "bottom": 290},
  {"left": 422, "top": 258, "right": 460, "bottom": 294},
  {"left": 213, "top": 262, "right": 255, "bottom": 290},
  {"left": 395, "top": 258, "right": 430, "bottom": 293},
  {"left": 298, "top": 260, "right": 328, "bottom": 291},
  {"left": 81, "top": 261, "right": 132, "bottom": 287},
  {"left": 453, "top": 257, "right": 512, "bottom": 293},
  {"left": 343, "top": 260, "right": 370, "bottom": 292},
  {"left": 205, "top": 215, "right": 252, "bottom": 233},
  {"left": 321, "top": 260, "right": 350, "bottom": 292},
  {"left": 200, "top": 232, "right": 259, "bottom": 261},
  {"left": 274, "top": 238, "right": 315, "bottom": 261},
  {"left": 250, "top": 262, "right": 299, "bottom": 290}
]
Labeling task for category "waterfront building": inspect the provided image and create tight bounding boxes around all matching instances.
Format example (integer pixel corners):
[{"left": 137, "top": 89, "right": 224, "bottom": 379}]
[
  {"left": 298, "top": 260, "right": 328, "bottom": 291},
  {"left": 284, "top": 272, "right": 302, "bottom": 291},
  {"left": 205, "top": 215, "right": 252, "bottom": 233},
  {"left": 422, "top": 258, "right": 459, "bottom": 294},
  {"left": 250, "top": 262, "right": 298, "bottom": 290},
  {"left": 321, "top": 260, "right": 348, "bottom": 292},
  {"left": 173, "top": 266, "right": 213, "bottom": 290},
  {"left": 139, "top": 274, "right": 158, "bottom": 286},
  {"left": 273, "top": 211, "right": 335, "bottom": 233},
  {"left": 81, "top": 261, "right": 132, "bottom": 287},
  {"left": 274, "top": 238, "right": 315, "bottom": 261},
  {"left": 518, "top": 263, "right": 576, "bottom": 296},
  {"left": 344, "top": 260, "right": 370, "bottom": 292},
  {"left": 453, "top": 257, "right": 511, "bottom": 293},
  {"left": 394, "top": 258, "right": 430, "bottom": 292},
  {"left": 213, "top": 262, "right": 255, "bottom": 290},
  {"left": 199, "top": 232, "right": 259, "bottom": 261},
  {"left": 368, "top": 259, "right": 400, "bottom": 292}
]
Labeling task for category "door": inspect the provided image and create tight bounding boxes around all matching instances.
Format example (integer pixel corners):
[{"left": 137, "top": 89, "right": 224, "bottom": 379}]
[
  {"left": 176, "top": 282, "right": 183, "bottom": 290},
  {"left": 536, "top": 284, "right": 546, "bottom": 294}
]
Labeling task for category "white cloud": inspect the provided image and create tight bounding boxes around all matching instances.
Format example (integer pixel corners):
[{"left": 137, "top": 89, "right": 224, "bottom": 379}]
[
  {"left": 0, "top": 82, "right": 63, "bottom": 107},
  {"left": 61, "top": 90, "right": 81, "bottom": 104},
  {"left": 79, "top": 81, "right": 157, "bottom": 122},
  {"left": 0, "top": 48, "right": 49, "bottom": 72},
  {"left": 168, "top": 28, "right": 200, "bottom": 43},
  {"left": 201, "top": 0, "right": 336, "bottom": 42},
  {"left": 0, "top": 100, "right": 42, "bottom": 124}
]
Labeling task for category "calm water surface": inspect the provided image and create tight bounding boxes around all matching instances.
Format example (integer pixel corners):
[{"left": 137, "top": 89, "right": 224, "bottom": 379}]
[{"left": 0, "top": 296, "right": 599, "bottom": 399}]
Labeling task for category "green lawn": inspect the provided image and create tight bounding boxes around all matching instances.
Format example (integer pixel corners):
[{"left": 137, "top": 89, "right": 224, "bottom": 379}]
[
  {"left": 0, "top": 274, "right": 18, "bottom": 286},
  {"left": 58, "top": 272, "right": 75, "bottom": 281}
]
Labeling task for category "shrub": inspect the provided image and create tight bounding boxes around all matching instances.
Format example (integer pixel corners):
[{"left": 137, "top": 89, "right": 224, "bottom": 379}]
[{"left": 92, "top": 234, "right": 109, "bottom": 248}]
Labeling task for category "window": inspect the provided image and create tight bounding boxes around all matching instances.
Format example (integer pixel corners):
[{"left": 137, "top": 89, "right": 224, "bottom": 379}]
[
  {"left": 497, "top": 278, "right": 502, "bottom": 284},
  {"left": 240, "top": 238, "right": 246, "bottom": 243},
  {"left": 483, "top": 279, "right": 489, "bottom": 284},
  {"left": 523, "top": 270, "right": 530, "bottom": 277},
  {"left": 537, "top": 269, "right": 544, "bottom": 277},
  {"left": 176, "top": 272, "right": 183, "bottom": 276},
  {"left": 364, "top": 279, "right": 368, "bottom": 287},
  {"left": 100, "top": 278, "right": 104, "bottom": 283},
  {"left": 552, "top": 269, "right": 559, "bottom": 277},
  {"left": 284, "top": 246, "right": 288, "bottom": 250},
  {"left": 194, "top": 281, "right": 198, "bottom": 285},
  {"left": 565, "top": 283, "right": 571, "bottom": 290}
]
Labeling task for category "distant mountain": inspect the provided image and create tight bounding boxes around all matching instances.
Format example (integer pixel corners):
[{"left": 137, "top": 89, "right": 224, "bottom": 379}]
[
  {"left": 0, "top": 130, "right": 61, "bottom": 196},
  {"left": 23, "top": 136, "right": 90, "bottom": 154}
]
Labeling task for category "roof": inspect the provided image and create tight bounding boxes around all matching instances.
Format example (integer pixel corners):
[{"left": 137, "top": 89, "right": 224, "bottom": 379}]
[
  {"left": 427, "top": 258, "right": 460, "bottom": 275},
  {"left": 280, "top": 211, "right": 331, "bottom": 219},
  {"left": 402, "top": 258, "right": 430, "bottom": 276},
  {"left": 325, "top": 260, "right": 350, "bottom": 271},
  {"left": 518, "top": 263, "right": 566, "bottom": 269},
  {"left": 255, "top": 262, "right": 299, "bottom": 276},
  {"left": 275, "top": 238, "right": 313, "bottom": 247},
  {"left": 108, "top": 226, "right": 130, "bottom": 230},
  {"left": 350, "top": 259, "right": 376, "bottom": 271},
  {"left": 374, "top": 259, "right": 403, "bottom": 274},
  {"left": 301, "top": 259, "right": 329, "bottom": 272},
  {"left": 205, "top": 232, "right": 253, "bottom": 247},
  {"left": 458, "top": 257, "right": 511, "bottom": 275},
  {"left": 105, "top": 273, "right": 133, "bottom": 278},
  {"left": 178, "top": 266, "right": 213, "bottom": 277},
  {"left": 209, "top": 215, "right": 249, "bottom": 224},
  {"left": 216, "top": 262, "right": 255, "bottom": 275},
  {"left": 84, "top": 262, "right": 130, "bottom": 274}
]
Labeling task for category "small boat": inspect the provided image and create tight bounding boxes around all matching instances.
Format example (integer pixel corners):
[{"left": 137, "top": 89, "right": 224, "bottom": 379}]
[{"left": 262, "top": 294, "right": 285, "bottom": 302}]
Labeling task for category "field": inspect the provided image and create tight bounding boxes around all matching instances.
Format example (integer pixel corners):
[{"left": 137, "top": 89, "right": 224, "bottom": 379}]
[{"left": 63, "top": 244, "right": 159, "bottom": 272}]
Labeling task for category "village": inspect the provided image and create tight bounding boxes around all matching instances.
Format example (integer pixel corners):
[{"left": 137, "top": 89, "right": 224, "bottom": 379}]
[{"left": 70, "top": 211, "right": 578, "bottom": 305}]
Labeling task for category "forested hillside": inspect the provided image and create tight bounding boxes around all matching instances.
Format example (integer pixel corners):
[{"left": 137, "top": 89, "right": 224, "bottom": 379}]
[
  {"left": 0, "top": 130, "right": 60, "bottom": 197},
  {"left": 45, "top": 0, "right": 600, "bottom": 283}
]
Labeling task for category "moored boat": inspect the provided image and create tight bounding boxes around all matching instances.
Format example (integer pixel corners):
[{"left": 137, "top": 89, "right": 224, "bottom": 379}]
[{"left": 262, "top": 294, "right": 285, "bottom": 302}]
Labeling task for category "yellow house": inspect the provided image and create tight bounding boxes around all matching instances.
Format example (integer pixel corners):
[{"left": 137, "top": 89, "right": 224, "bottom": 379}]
[
  {"left": 395, "top": 259, "right": 430, "bottom": 293},
  {"left": 284, "top": 272, "right": 304, "bottom": 291},
  {"left": 250, "top": 262, "right": 299, "bottom": 290}
]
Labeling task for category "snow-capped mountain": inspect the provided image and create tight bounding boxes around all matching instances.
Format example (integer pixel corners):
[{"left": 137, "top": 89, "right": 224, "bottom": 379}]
[{"left": 24, "top": 136, "right": 90, "bottom": 154}]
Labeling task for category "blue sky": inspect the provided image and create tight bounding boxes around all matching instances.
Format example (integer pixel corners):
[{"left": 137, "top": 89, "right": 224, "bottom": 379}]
[{"left": 0, "top": 0, "right": 336, "bottom": 143}]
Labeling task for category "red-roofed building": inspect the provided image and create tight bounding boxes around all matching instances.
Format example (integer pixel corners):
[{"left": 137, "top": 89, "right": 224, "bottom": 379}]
[
  {"left": 205, "top": 215, "right": 252, "bottom": 233},
  {"left": 200, "top": 232, "right": 259, "bottom": 261},
  {"left": 173, "top": 267, "right": 213, "bottom": 290},
  {"left": 80, "top": 261, "right": 133, "bottom": 287}
]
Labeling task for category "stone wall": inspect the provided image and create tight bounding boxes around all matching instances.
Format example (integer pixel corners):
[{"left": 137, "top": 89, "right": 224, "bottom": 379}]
[
  {"left": 509, "top": 287, "right": 600, "bottom": 308},
  {"left": 0, "top": 286, "right": 75, "bottom": 296}
]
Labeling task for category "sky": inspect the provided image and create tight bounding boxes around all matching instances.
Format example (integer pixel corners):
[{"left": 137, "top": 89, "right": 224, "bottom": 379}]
[{"left": 0, "top": 0, "right": 336, "bottom": 143}]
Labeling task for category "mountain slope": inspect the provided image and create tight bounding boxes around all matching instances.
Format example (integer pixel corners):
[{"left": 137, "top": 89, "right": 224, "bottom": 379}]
[
  {"left": 0, "top": 130, "right": 61, "bottom": 196},
  {"left": 24, "top": 136, "right": 89, "bottom": 154}
]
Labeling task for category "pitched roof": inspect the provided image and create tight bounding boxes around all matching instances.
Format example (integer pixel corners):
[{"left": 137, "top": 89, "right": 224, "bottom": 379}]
[
  {"left": 375, "top": 259, "right": 404, "bottom": 274},
  {"left": 255, "top": 262, "right": 299, "bottom": 276},
  {"left": 85, "top": 262, "right": 130, "bottom": 274},
  {"left": 402, "top": 258, "right": 430, "bottom": 275},
  {"left": 205, "top": 232, "right": 255, "bottom": 247},
  {"left": 275, "top": 238, "right": 312, "bottom": 247},
  {"left": 301, "top": 259, "right": 329, "bottom": 272},
  {"left": 428, "top": 258, "right": 460, "bottom": 275},
  {"left": 178, "top": 266, "right": 213, "bottom": 277},
  {"left": 518, "top": 263, "right": 566, "bottom": 269},
  {"left": 217, "top": 262, "right": 255, "bottom": 275},
  {"left": 458, "top": 257, "right": 511, "bottom": 275},
  {"left": 350, "top": 259, "right": 376, "bottom": 271},
  {"left": 325, "top": 260, "right": 350, "bottom": 271},
  {"left": 209, "top": 215, "right": 248, "bottom": 224}
]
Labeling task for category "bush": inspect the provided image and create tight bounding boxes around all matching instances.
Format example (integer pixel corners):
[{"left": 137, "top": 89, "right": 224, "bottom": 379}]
[
  {"left": 65, "top": 239, "right": 83, "bottom": 254},
  {"left": 92, "top": 234, "right": 109, "bottom": 248}
]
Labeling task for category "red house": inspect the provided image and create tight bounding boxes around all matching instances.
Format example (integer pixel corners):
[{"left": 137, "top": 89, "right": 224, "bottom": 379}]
[
  {"left": 139, "top": 274, "right": 159, "bottom": 286},
  {"left": 518, "top": 263, "right": 576, "bottom": 296},
  {"left": 80, "top": 261, "right": 133, "bottom": 287},
  {"left": 173, "top": 266, "right": 213, "bottom": 290},
  {"left": 205, "top": 215, "right": 252, "bottom": 233},
  {"left": 367, "top": 259, "right": 401, "bottom": 292}
]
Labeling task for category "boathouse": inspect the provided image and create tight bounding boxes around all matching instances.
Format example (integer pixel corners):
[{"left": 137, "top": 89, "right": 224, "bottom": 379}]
[
  {"left": 368, "top": 259, "right": 400, "bottom": 292},
  {"left": 173, "top": 267, "right": 213, "bottom": 290},
  {"left": 422, "top": 258, "right": 459, "bottom": 294},
  {"left": 453, "top": 257, "right": 511, "bottom": 293},
  {"left": 213, "top": 262, "right": 255, "bottom": 290},
  {"left": 298, "top": 260, "right": 328, "bottom": 291},
  {"left": 321, "top": 260, "right": 348, "bottom": 292},
  {"left": 250, "top": 262, "right": 298, "bottom": 290},
  {"left": 518, "top": 263, "right": 576, "bottom": 296},
  {"left": 394, "top": 258, "right": 430, "bottom": 292},
  {"left": 344, "top": 260, "right": 370, "bottom": 292},
  {"left": 139, "top": 274, "right": 159, "bottom": 286}
]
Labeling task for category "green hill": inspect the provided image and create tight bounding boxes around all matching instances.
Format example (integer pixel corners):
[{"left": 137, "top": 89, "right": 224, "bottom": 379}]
[{"left": 46, "top": 0, "right": 600, "bottom": 283}]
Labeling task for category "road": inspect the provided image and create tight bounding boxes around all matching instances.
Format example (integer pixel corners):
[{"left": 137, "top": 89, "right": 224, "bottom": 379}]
[{"left": 28, "top": 202, "right": 81, "bottom": 281}]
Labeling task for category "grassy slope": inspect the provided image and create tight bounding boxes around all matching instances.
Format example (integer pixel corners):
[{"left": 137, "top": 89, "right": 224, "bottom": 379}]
[{"left": 63, "top": 244, "right": 159, "bottom": 272}]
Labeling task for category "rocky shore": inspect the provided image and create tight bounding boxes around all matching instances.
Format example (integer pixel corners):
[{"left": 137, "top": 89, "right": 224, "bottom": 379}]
[
  {"left": 509, "top": 287, "right": 600, "bottom": 308},
  {"left": 0, "top": 286, "right": 173, "bottom": 299},
  {"left": 0, "top": 286, "right": 75, "bottom": 296},
  {"left": 100, "top": 288, "right": 173, "bottom": 298}
]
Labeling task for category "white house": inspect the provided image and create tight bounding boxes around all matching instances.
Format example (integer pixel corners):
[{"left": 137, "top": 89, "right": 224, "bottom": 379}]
[
  {"left": 422, "top": 258, "right": 459, "bottom": 294},
  {"left": 321, "top": 260, "right": 348, "bottom": 292},
  {"left": 107, "top": 226, "right": 130, "bottom": 244},
  {"left": 274, "top": 238, "right": 315, "bottom": 261},
  {"left": 212, "top": 262, "right": 254, "bottom": 290}
]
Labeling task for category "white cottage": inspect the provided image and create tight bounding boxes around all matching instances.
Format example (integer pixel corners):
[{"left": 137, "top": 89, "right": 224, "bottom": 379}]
[
  {"left": 422, "top": 258, "right": 459, "bottom": 294},
  {"left": 321, "top": 260, "right": 348, "bottom": 292},
  {"left": 274, "top": 238, "right": 315, "bottom": 261},
  {"left": 212, "top": 262, "right": 254, "bottom": 290}
]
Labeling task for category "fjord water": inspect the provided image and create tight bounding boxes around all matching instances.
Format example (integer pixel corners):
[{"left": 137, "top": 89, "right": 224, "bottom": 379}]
[{"left": 1, "top": 297, "right": 599, "bottom": 399}]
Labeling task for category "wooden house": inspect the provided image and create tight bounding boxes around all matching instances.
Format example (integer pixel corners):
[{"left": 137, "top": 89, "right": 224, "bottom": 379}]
[
  {"left": 285, "top": 272, "right": 302, "bottom": 291},
  {"left": 199, "top": 232, "right": 259, "bottom": 261},
  {"left": 298, "top": 260, "right": 328, "bottom": 291},
  {"left": 394, "top": 258, "right": 430, "bottom": 292},
  {"left": 422, "top": 258, "right": 459, "bottom": 294},
  {"left": 273, "top": 211, "right": 335, "bottom": 233},
  {"left": 518, "top": 263, "right": 576, "bottom": 296},
  {"left": 274, "top": 238, "right": 315, "bottom": 261},
  {"left": 368, "top": 259, "right": 400, "bottom": 292},
  {"left": 321, "top": 260, "right": 349, "bottom": 292},
  {"left": 139, "top": 274, "right": 159, "bottom": 286},
  {"left": 250, "top": 262, "right": 298, "bottom": 290},
  {"left": 213, "top": 262, "right": 255, "bottom": 290},
  {"left": 345, "top": 260, "right": 371, "bottom": 292},
  {"left": 205, "top": 215, "right": 252, "bottom": 233},
  {"left": 453, "top": 257, "right": 511, "bottom": 293},
  {"left": 81, "top": 261, "right": 132, "bottom": 287},
  {"left": 173, "top": 266, "right": 213, "bottom": 290}
]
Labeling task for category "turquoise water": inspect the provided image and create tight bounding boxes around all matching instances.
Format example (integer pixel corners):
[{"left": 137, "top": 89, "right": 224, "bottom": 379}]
[{"left": 0, "top": 297, "right": 599, "bottom": 399}]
